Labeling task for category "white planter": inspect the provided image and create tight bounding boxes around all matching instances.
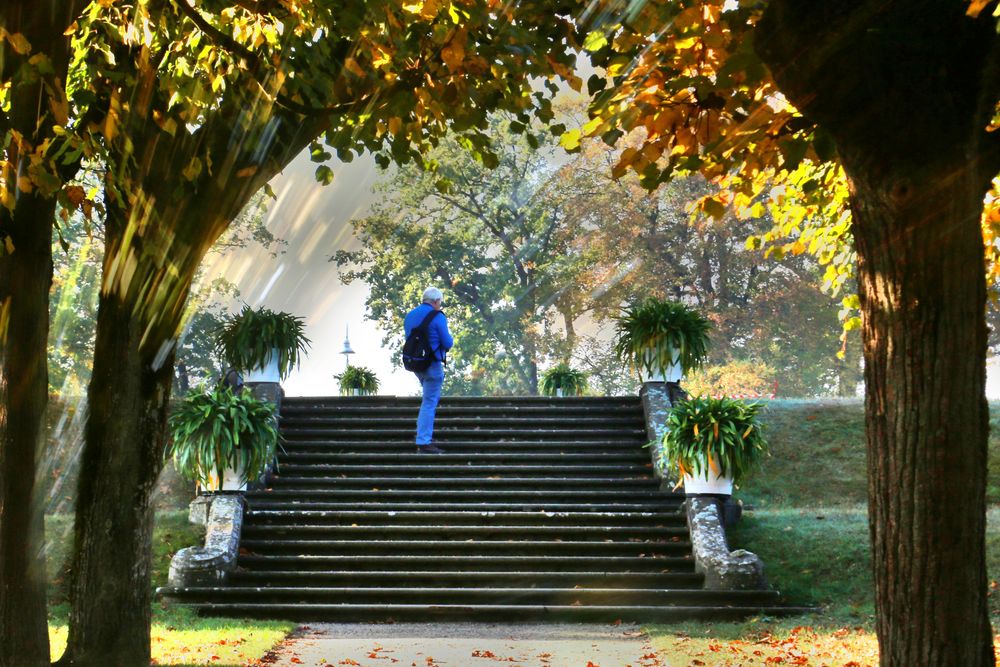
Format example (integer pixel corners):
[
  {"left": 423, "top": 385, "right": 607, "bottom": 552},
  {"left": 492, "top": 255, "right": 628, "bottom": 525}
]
[
  {"left": 199, "top": 465, "right": 247, "bottom": 493},
  {"left": 682, "top": 469, "right": 734, "bottom": 496},
  {"left": 245, "top": 347, "right": 280, "bottom": 383},
  {"left": 641, "top": 347, "right": 682, "bottom": 383}
]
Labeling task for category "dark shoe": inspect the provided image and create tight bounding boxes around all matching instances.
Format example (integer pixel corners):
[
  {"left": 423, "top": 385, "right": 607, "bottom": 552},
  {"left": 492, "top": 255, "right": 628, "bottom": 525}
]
[{"left": 417, "top": 444, "right": 445, "bottom": 454}]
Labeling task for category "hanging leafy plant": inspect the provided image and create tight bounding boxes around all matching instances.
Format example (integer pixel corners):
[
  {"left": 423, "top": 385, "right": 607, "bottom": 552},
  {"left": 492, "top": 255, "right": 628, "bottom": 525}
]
[
  {"left": 215, "top": 305, "right": 310, "bottom": 379},
  {"left": 661, "top": 396, "right": 769, "bottom": 484},
  {"left": 166, "top": 387, "right": 280, "bottom": 489},
  {"left": 335, "top": 365, "right": 380, "bottom": 395},
  {"left": 613, "top": 298, "right": 711, "bottom": 378},
  {"left": 540, "top": 363, "right": 588, "bottom": 396}
]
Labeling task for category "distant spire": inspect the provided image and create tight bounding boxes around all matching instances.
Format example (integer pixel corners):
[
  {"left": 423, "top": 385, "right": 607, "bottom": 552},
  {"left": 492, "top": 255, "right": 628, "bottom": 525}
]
[{"left": 340, "top": 325, "right": 355, "bottom": 368}]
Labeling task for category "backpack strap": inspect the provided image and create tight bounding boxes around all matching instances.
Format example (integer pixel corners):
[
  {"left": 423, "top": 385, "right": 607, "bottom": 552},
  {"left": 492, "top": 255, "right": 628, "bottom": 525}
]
[{"left": 417, "top": 308, "right": 440, "bottom": 331}]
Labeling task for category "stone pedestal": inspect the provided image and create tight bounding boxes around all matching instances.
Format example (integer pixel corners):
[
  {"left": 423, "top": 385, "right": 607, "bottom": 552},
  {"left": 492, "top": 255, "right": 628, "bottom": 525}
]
[
  {"left": 246, "top": 381, "right": 283, "bottom": 491},
  {"left": 639, "top": 382, "right": 671, "bottom": 480},
  {"left": 639, "top": 381, "right": 688, "bottom": 482}
]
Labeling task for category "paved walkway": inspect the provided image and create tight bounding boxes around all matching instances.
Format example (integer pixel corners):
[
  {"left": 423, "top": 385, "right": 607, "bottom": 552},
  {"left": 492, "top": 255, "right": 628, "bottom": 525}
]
[{"left": 258, "top": 622, "right": 666, "bottom": 667}]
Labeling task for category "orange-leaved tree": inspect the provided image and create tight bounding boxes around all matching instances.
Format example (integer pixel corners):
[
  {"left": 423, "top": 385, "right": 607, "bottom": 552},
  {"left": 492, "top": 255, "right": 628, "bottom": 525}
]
[{"left": 575, "top": 0, "right": 1000, "bottom": 663}]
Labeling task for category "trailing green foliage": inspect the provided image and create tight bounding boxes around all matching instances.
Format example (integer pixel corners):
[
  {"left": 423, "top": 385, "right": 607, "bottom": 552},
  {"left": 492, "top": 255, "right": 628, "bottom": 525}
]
[
  {"left": 614, "top": 298, "right": 711, "bottom": 378},
  {"left": 166, "top": 387, "right": 279, "bottom": 489},
  {"left": 540, "top": 363, "right": 588, "bottom": 397},
  {"left": 215, "top": 305, "right": 310, "bottom": 379},
  {"left": 662, "top": 396, "right": 769, "bottom": 484},
  {"left": 335, "top": 365, "right": 380, "bottom": 395}
]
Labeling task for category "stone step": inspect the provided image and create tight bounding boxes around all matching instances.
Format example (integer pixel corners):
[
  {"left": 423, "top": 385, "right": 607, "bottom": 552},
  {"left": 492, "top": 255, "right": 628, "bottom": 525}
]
[
  {"left": 274, "top": 463, "right": 653, "bottom": 477},
  {"left": 280, "top": 405, "right": 644, "bottom": 418},
  {"left": 245, "top": 500, "right": 684, "bottom": 513},
  {"left": 245, "top": 488, "right": 675, "bottom": 503},
  {"left": 225, "top": 570, "right": 704, "bottom": 588},
  {"left": 264, "top": 476, "right": 660, "bottom": 491},
  {"left": 280, "top": 416, "right": 642, "bottom": 428},
  {"left": 239, "top": 538, "right": 691, "bottom": 557},
  {"left": 243, "top": 509, "right": 686, "bottom": 527},
  {"left": 240, "top": 524, "right": 688, "bottom": 541},
  {"left": 235, "top": 554, "right": 696, "bottom": 573},
  {"left": 279, "top": 428, "right": 648, "bottom": 441},
  {"left": 281, "top": 396, "right": 642, "bottom": 408},
  {"left": 278, "top": 440, "right": 647, "bottom": 452},
  {"left": 176, "top": 602, "right": 807, "bottom": 623},
  {"left": 277, "top": 451, "right": 649, "bottom": 465},
  {"left": 163, "top": 586, "right": 780, "bottom": 607}
]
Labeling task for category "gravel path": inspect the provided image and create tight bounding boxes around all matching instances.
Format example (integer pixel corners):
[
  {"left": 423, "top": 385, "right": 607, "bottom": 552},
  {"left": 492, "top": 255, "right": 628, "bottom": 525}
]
[{"left": 257, "top": 622, "right": 666, "bottom": 667}]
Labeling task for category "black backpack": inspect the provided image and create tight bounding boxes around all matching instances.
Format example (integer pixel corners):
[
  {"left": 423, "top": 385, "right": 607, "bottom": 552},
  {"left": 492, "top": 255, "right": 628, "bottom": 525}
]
[{"left": 401, "top": 309, "right": 441, "bottom": 372}]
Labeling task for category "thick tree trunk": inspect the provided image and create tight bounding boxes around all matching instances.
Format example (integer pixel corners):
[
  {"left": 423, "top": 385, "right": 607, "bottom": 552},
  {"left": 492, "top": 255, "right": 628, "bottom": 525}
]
[
  {"left": 755, "top": 1, "right": 999, "bottom": 663},
  {"left": 850, "top": 162, "right": 992, "bottom": 665},
  {"left": 0, "top": 2, "right": 77, "bottom": 664},
  {"left": 58, "top": 284, "right": 175, "bottom": 667},
  {"left": 0, "top": 196, "right": 54, "bottom": 667}
]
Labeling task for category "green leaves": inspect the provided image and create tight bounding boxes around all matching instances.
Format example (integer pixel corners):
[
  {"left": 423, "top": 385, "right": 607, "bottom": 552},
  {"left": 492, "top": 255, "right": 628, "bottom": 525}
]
[
  {"left": 661, "top": 396, "right": 769, "bottom": 484},
  {"left": 334, "top": 365, "right": 380, "bottom": 395},
  {"left": 613, "top": 298, "right": 712, "bottom": 378},
  {"left": 540, "top": 363, "right": 588, "bottom": 397},
  {"left": 166, "top": 387, "right": 280, "bottom": 488},
  {"left": 315, "top": 165, "right": 335, "bottom": 185},
  {"left": 215, "top": 305, "right": 310, "bottom": 380}
]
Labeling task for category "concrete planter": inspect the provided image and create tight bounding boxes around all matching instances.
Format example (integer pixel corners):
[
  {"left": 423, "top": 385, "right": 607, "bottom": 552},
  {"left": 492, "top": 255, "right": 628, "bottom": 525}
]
[
  {"left": 198, "top": 465, "right": 247, "bottom": 493},
  {"left": 641, "top": 346, "right": 683, "bottom": 383},
  {"left": 682, "top": 467, "right": 734, "bottom": 496},
  {"left": 245, "top": 347, "right": 280, "bottom": 383}
]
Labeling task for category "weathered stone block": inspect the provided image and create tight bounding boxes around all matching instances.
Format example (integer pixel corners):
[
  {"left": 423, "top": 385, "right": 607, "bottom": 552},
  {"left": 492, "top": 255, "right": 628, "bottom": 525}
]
[
  {"left": 168, "top": 494, "right": 245, "bottom": 590},
  {"left": 188, "top": 494, "right": 213, "bottom": 526},
  {"left": 686, "top": 496, "right": 768, "bottom": 591},
  {"left": 639, "top": 382, "right": 671, "bottom": 480}
]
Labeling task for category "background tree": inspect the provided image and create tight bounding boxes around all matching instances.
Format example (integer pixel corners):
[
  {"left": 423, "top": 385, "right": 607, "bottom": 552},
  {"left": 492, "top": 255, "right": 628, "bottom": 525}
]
[
  {"left": 576, "top": 1, "right": 1000, "bottom": 662},
  {"left": 340, "top": 114, "right": 855, "bottom": 397},
  {"left": 336, "top": 120, "right": 596, "bottom": 395}
]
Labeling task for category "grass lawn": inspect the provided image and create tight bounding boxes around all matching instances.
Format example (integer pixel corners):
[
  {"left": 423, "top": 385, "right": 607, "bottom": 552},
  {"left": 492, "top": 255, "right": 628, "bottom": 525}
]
[
  {"left": 648, "top": 400, "right": 1000, "bottom": 665},
  {"left": 45, "top": 511, "right": 294, "bottom": 666}
]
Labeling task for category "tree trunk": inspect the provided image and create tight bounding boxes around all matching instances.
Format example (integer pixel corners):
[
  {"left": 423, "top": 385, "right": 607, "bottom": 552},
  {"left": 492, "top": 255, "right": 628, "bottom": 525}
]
[
  {"left": 58, "top": 283, "right": 175, "bottom": 667},
  {"left": 850, "top": 161, "right": 992, "bottom": 666},
  {"left": 0, "top": 2, "right": 78, "bottom": 664},
  {"left": 755, "top": 1, "right": 999, "bottom": 663},
  {"left": 0, "top": 196, "right": 54, "bottom": 667}
]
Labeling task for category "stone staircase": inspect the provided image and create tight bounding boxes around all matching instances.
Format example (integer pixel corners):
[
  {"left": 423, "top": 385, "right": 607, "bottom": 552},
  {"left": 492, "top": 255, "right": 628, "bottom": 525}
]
[{"left": 167, "top": 395, "right": 794, "bottom": 621}]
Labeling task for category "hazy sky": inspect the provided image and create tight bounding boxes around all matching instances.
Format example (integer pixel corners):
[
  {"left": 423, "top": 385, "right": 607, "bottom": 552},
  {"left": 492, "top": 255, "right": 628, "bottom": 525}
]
[{"left": 197, "top": 149, "right": 420, "bottom": 397}]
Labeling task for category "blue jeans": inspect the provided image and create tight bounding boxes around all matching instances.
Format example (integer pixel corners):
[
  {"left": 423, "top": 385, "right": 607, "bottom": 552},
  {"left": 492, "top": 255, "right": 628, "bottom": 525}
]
[{"left": 415, "top": 361, "right": 444, "bottom": 445}]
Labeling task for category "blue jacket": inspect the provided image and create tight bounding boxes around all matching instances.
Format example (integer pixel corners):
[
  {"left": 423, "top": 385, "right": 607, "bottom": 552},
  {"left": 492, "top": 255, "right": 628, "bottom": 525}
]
[{"left": 404, "top": 303, "right": 453, "bottom": 362}]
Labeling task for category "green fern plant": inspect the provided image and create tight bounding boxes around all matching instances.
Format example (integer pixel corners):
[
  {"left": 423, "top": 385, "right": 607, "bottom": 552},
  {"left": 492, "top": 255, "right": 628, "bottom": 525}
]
[
  {"left": 661, "top": 396, "right": 769, "bottom": 484},
  {"left": 613, "top": 298, "right": 711, "bottom": 378},
  {"left": 540, "top": 363, "right": 588, "bottom": 396},
  {"left": 335, "top": 365, "right": 380, "bottom": 395},
  {"left": 166, "top": 387, "right": 280, "bottom": 489},
  {"left": 215, "top": 305, "right": 310, "bottom": 379}
]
